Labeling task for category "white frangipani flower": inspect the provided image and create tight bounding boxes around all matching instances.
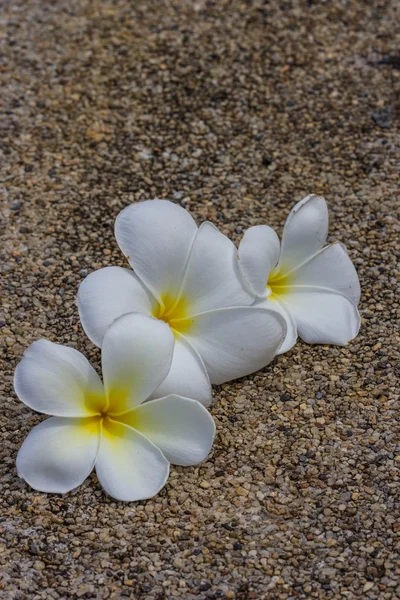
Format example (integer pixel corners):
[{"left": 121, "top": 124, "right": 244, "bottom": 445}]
[
  {"left": 77, "top": 200, "right": 286, "bottom": 404},
  {"left": 238, "top": 195, "right": 361, "bottom": 354},
  {"left": 15, "top": 313, "right": 215, "bottom": 502}
]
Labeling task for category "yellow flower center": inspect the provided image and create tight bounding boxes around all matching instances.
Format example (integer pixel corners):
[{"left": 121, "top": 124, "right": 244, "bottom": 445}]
[
  {"left": 267, "top": 267, "right": 292, "bottom": 299},
  {"left": 82, "top": 388, "right": 141, "bottom": 437},
  {"left": 152, "top": 293, "right": 193, "bottom": 336},
  {"left": 84, "top": 389, "right": 107, "bottom": 414}
]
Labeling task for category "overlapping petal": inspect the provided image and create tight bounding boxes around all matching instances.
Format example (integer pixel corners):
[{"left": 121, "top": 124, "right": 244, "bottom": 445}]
[
  {"left": 256, "top": 296, "right": 298, "bottom": 354},
  {"left": 102, "top": 313, "right": 174, "bottom": 414},
  {"left": 14, "top": 340, "right": 104, "bottom": 417},
  {"left": 16, "top": 417, "right": 101, "bottom": 493},
  {"left": 175, "top": 221, "right": 253, "bottom": 314},
  {"left": 95, "top": 418, "right": 169, "bottom": 502},
  {"left": 119, "top": 395, "right": 215, "bottom": 466},
  {"left": 149, "top": 334, "right": 212, "bottom": 407},
  {"left": 77, "top": 266, "right": 156, "bottom": 347},
  {"left": 238, "top": 225, "right": 280, "bottom": 298},
  {"left": 180, "top": 307, "right": 286, "bottom": 384},
  {"left": 284, "top": 242, "right": 361, "bottom": 305},
  {"left": 278, "top": 195, "right": 328, "bottom": 273},
  {"left": 282, "top": 287, "right": 360, "bottom": 345},
  {"left": 115, "top": 199, "right": 198, "bottom": 306}
]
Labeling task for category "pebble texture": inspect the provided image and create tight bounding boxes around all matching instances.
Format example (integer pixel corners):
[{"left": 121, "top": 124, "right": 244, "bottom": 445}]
[{"left": 1, "top": 1, "right": 400, "bottom": 598}]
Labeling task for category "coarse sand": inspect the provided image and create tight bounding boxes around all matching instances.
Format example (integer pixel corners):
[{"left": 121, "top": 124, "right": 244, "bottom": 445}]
[{"left": 1, "top": 1, "right": 399, "bottom": 598}]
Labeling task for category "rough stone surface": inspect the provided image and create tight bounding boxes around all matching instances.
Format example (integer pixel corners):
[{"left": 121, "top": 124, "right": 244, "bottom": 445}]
[{"left": 1, "top": 1, "right": 399, "bottom": 598}]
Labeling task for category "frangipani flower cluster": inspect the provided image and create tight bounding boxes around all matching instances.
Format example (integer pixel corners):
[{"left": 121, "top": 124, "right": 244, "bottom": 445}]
[{"left": 14, "top": 194, "right": 361, "bottom": 502}]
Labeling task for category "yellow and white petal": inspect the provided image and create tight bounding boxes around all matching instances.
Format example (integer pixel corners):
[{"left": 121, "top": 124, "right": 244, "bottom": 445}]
[
  {"left": 77, "top": 266, "right": 157, "bottom": 348},
  {"left": 256, "top": 297, "right": 298, "bottom": 354},
  {"left": 115, "top": 199, "right": 198, "bottom": 305},
  {"left": 283, "top": 287, "right": 360, "bottom": 346},
  {"left": 149, "top": 334, "right": 212, "bottom": 407},
  {"left": 95, "top": 418, "right": 169, "bottom": 502},
  {"left": 238, "top": 225, "right": 281, "bottom": 298},
  {"left": 173, "top": 222, "right": 253, "bottom": 315},
  {"left": 119, "top": 395, "right": 215, "bottom": 466},
  {"left": 102, "top": 313, "right": 175, "bottom": 414},
  {"left": 283, "top": 242, "right": 361, "bottom": 305},
  {"left": 181, "top": 307, "right": 286, "bottom": 384},
  {"left": 14, "top": 340, "right": 105, "bottom": 417},
  {"left": 278, "top": 195, "right": 328, "bottom": 273},
  {"left": 16, "top": 417, "right": 101, "bottom": 493}
]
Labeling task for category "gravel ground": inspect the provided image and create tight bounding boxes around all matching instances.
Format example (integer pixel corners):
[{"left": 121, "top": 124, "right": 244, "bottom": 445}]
[{"left": 1, "top": 1, "right": 399, "bottom": 598}]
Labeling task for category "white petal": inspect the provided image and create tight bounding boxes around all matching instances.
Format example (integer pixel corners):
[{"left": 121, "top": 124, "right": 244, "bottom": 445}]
[
  {"left": 14, "top": 340, "right": 104, "bottom": 417},
  {"left": 102, "top": 313, "right": 175, "bottom": 414},
  {"left": 283, "top": 287, "right": 360, "bottom": 345},
  {"left": 95, "top": 418, "right": 169, "bottom": 501},
  {"left": 278, "top": 195, "right": 329, "bottom": 272},
  {"left": 238, "top": 225, "right": 281, "bottom": 298},
  {"left": 77, "top": 266, "right": 156, "bottom": 347},
  {"left": 16, "top": 417, "right": 101, "bottom": 494},
  {"left": 119, "top": 395, "right": 215, "bottom": 466},
  {"left": 284, "top": 242, "right": 361, "bottom": 305},
  {"left": 149, "top": 334, "right": 212, "bottom": 407},
  {"left": 174, "top": 222, "right": 252, "bottom": 314},
  {"left": 182, "top": 307, "right": 286, "bottom": 384},
  {"left": 256, "top": 297, "right": 298, "bottom": 354},
  {"left": 115, "top": 199, "right": 198, "bottom": 304}
]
